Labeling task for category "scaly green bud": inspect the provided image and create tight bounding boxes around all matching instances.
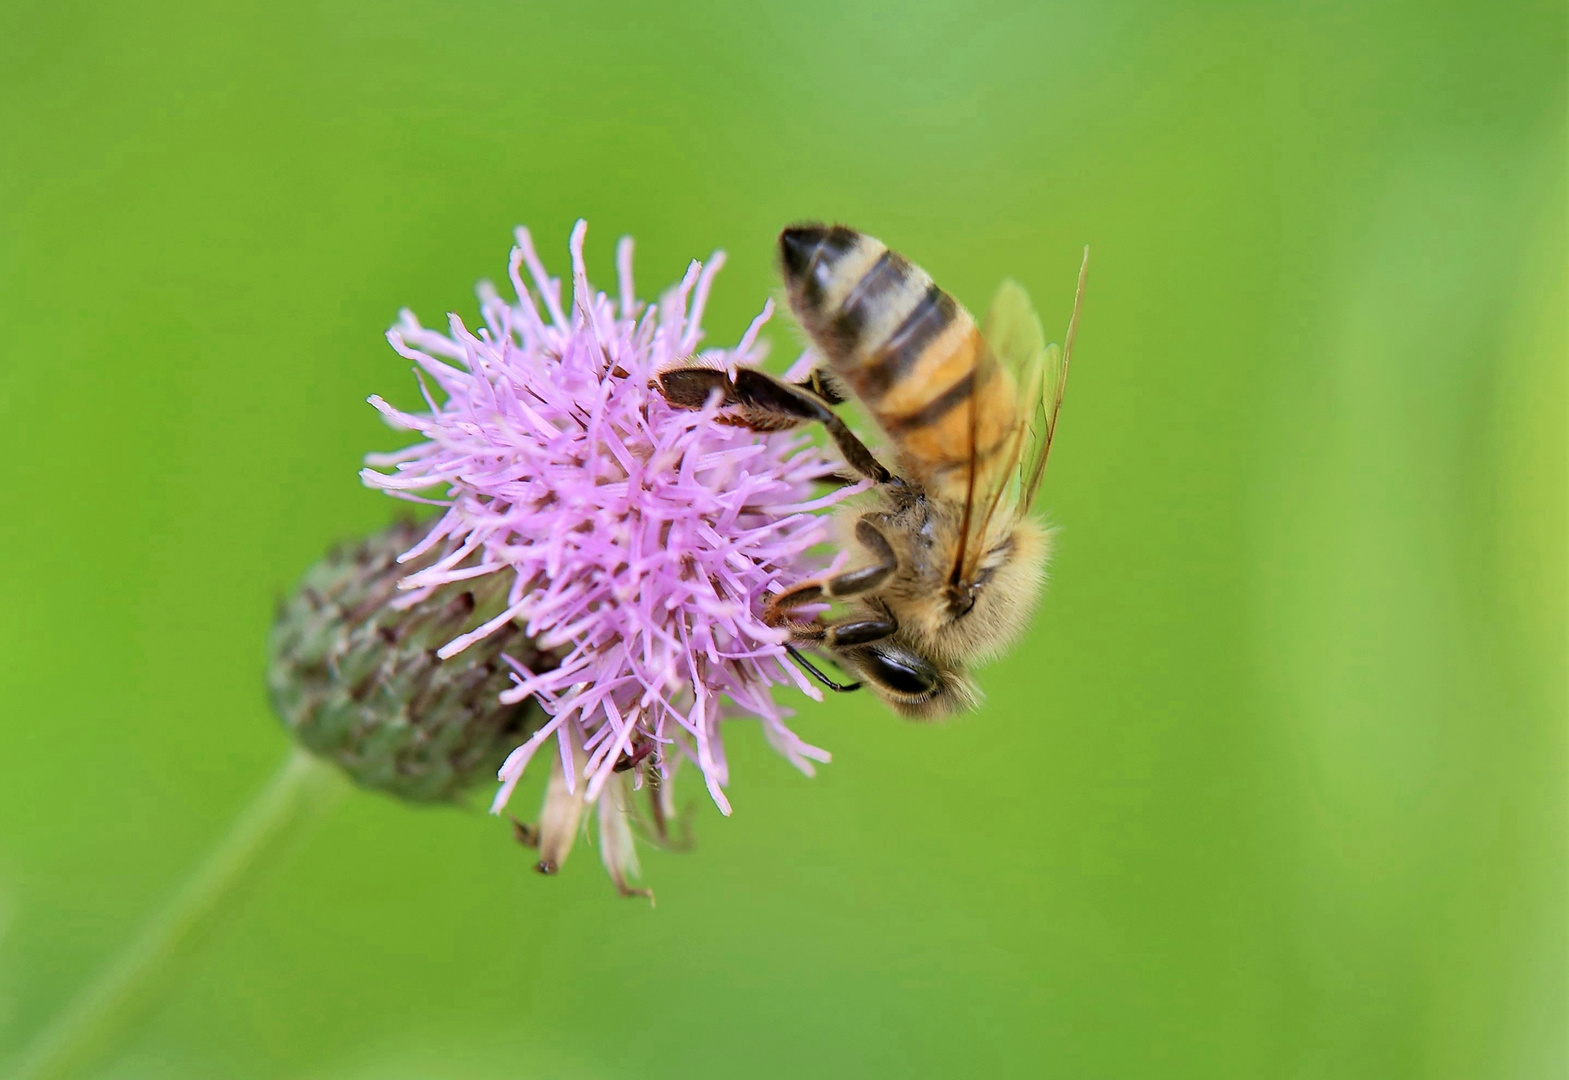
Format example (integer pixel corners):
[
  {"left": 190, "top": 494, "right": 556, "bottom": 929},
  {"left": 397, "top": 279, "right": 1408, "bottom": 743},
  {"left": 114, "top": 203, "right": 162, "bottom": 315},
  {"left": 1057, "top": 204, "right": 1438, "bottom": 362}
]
[{"left": 267, "top": 520, "right": 547, "bottom": 803}]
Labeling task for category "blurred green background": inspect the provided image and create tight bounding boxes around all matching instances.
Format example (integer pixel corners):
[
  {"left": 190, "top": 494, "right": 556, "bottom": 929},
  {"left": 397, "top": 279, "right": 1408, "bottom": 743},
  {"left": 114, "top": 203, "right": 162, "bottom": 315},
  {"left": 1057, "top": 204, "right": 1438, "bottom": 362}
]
[{"left": 1, "top": 0, "right": 1563, "bottom": 1076}]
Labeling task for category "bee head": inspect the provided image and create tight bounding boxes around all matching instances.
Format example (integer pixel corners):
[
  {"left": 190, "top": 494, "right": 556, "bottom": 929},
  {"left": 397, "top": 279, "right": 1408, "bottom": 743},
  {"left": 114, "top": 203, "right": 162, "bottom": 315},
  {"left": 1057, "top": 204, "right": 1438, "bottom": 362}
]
[{"left": 842, "top": 640, "right": 980, "bottom": 721}]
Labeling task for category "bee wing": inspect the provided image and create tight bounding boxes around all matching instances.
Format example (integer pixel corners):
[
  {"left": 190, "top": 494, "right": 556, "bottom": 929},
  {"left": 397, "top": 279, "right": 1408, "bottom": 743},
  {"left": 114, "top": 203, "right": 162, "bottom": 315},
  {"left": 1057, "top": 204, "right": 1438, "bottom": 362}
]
[
  {"left": 953, "top": 253, "right": 1087, "bottom": 585},
  {"left": 949, "top": 279, "right": 1045, "bottom": 586},
  {"left": 1006, "top": 248, "right": 1088, "bottom": 516},
  {"left": 947, "top": 280, "right": 1035, "bottom": 580},
  {"left": 981, "top": 276, "right": 1047, "bottom": 506}
]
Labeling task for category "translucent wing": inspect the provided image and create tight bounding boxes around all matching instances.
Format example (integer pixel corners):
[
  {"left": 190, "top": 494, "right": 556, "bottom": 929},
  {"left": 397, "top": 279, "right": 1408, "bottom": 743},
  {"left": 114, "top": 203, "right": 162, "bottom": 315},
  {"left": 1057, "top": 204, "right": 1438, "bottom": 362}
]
[
  {"left": 1017, "top": 247, "right": 1087, "bottom": 513},
  {"left": 953, "top": 250, "right": 1088, "bottom": 586},
  {"left": 983, "top": 276, "right": 1049, "bottom": 503},
  {"left": 950, "top": 279, "right": 1048, "bottom": 586}
]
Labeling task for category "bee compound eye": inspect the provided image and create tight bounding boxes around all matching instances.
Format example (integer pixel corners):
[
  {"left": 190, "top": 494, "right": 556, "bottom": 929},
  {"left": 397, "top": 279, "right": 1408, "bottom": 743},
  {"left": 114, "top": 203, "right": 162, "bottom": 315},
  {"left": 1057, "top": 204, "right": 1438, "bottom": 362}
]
[{"left": 856, "top": 644, "right": 940, "bottom": 699}]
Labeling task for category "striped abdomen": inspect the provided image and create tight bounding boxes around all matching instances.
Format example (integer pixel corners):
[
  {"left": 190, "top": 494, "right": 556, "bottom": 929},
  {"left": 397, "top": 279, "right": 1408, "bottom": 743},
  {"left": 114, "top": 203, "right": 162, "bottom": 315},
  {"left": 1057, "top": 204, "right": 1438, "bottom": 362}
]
[{"left": 779, "top": 225, "right": 1016, "bottom": 494}]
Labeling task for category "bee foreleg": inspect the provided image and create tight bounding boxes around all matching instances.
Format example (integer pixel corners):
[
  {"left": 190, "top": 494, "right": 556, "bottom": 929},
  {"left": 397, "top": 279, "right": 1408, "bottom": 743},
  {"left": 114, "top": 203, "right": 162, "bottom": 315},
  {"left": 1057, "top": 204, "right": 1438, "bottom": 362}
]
[
  {"left": 763, "top": 594, "right": 827, "bottom": 644},
  {"left": 821, "top": 614, "right": 898, "bottom": 649}
]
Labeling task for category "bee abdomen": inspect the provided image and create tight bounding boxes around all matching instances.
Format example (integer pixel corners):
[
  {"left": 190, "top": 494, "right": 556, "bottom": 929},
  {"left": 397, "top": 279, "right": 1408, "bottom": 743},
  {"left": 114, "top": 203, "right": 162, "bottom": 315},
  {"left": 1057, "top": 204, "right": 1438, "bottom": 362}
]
[
  {"left": 781, "top": 225, "right": 1007, "bottom": 482},
  {"left": 783, "top": 227, "right": 920, "bottom": 365}
]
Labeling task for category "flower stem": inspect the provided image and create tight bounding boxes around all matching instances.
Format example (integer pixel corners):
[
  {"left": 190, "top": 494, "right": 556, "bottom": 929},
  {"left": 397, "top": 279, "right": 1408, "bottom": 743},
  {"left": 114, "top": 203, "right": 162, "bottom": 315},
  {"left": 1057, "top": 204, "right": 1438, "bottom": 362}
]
[{"left": 5, "top": 748, "right": 344, "bottom": 1080}]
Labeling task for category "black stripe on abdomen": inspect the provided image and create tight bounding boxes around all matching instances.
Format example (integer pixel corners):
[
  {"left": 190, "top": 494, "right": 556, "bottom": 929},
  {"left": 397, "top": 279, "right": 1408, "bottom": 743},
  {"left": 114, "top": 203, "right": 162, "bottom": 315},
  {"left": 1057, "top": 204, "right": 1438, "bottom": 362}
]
[
  {"left": 852, "top": 284, "right": 956, "bottom": 400},
  {"left": 884, "top": 369, "right": 974, "bottom": 433},
  {"left": 828, "top": 249, "right": 909, "bottom": 356}
]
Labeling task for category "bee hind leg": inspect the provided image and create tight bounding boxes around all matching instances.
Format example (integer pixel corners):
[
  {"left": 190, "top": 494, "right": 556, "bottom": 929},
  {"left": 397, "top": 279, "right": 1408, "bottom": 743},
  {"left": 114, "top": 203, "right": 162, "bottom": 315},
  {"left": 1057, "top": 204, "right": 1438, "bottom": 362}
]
[
  {"left": 793, "top": 366, "right": 848, "bottom": 405},
  {"left": 657, "top": 367, "right": 742, "bottom": 409},
  {"left": 658, "top": 366, "right": 892, "bottom": 484},
  {"left": 731, "top": 369, "right": 892, "bottom": 484}
]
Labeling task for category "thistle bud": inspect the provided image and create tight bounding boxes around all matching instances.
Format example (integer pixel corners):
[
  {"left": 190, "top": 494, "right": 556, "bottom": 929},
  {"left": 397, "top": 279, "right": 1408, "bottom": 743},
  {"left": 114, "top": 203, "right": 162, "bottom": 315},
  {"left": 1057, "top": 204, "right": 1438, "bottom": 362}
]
[{"left": 267, "top": 519, "right": 548, "bottom": 803}]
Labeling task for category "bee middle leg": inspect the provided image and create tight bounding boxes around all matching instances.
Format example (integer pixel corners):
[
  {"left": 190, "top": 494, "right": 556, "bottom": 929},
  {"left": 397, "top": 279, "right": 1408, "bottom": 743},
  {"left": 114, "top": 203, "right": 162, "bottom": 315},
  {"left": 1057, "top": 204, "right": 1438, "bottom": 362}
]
[
  {"left": 765, "top": 519, "right": 899, "bottom": 636},
  {"left": 658, "top": 367, "right": 892, "bottom": 484}
]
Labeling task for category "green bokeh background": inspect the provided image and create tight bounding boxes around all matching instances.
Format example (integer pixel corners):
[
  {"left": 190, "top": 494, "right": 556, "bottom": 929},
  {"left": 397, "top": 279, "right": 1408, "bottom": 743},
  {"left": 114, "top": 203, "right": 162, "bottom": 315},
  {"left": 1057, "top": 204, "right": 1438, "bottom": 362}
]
[{"left": 2, "top": 1, "right": 1563, "bottom": 1076}]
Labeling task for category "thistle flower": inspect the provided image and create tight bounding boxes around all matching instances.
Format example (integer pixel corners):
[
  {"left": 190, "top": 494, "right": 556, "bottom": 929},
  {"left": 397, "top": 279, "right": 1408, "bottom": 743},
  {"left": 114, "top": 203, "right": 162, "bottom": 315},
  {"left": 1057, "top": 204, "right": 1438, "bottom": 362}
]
[{"left": 359, "top": 221, "right": 856, "bottom": 892}]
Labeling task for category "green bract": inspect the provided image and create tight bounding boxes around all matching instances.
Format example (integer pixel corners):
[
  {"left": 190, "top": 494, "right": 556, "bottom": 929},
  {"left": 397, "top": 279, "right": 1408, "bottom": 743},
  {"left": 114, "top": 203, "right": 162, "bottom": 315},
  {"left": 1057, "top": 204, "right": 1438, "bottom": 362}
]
[{"left": 268, "top": 520, "right": 547, "bottom": 803}]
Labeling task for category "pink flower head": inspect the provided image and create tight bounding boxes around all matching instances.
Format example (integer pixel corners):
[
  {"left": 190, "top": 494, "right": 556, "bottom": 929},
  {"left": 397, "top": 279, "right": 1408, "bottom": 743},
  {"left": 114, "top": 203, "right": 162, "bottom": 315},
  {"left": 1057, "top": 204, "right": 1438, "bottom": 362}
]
[{"left": 361, "top": 221, "right": 855, "bottom": 888}]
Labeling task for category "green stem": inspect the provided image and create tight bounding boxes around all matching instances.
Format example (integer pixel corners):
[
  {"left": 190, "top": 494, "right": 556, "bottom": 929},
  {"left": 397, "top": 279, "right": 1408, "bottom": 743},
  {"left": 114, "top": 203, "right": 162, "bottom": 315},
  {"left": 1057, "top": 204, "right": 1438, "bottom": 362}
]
[{"left": 5, "top": 748, "right": 344, "bottom": 1080}]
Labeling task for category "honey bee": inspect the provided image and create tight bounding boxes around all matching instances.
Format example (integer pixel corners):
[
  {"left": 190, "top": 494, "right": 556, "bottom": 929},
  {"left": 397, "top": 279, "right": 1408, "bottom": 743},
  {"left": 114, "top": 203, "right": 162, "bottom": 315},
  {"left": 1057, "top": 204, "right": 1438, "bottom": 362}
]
[{"left": 660, "top": 225, "right": 1086, "bottom": 718}]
